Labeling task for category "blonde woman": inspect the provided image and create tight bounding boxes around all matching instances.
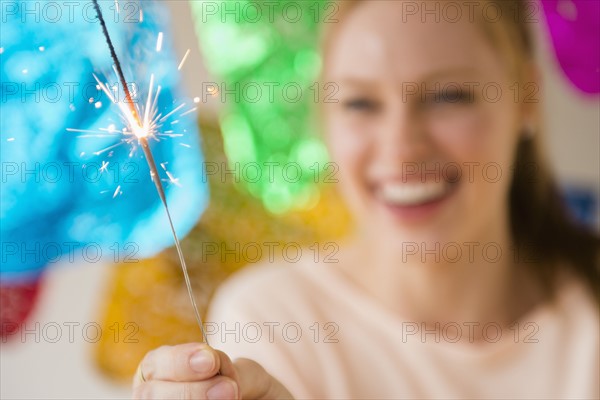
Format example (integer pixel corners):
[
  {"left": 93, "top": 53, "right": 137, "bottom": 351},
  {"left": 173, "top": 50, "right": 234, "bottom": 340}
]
[{"left": 132, "top": 1, "right": 599, "bottom": 399}]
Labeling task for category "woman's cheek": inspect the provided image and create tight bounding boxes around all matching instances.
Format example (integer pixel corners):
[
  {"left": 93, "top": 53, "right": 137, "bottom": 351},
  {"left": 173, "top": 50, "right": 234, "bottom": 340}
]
[
  {"left": 326, "top": 115, "right": 372, "bottom": 165},
  {"left": 426, "top": 108, "right": 485, "bottom": 152},
  {"left": 326, "top": 117, "right": 373, "bottom": 203}
]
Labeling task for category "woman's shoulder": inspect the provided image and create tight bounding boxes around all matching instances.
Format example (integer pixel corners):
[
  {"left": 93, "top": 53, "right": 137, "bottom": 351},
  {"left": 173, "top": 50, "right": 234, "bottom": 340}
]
[
  {"left": 553, "top": 271, "right": 599, "bottom": 328},
  {"left": 220, "top": 257, "right": 313, "bottom": 295},
  {"left": 207, "top": 253, "right": 324, "bottom": 320}
]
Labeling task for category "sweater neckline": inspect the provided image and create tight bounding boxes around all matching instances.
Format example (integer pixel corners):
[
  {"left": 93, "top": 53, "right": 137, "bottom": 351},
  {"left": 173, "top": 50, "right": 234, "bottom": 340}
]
[{"left": 299, "top": 259, "right": 581, "bottom": 359}]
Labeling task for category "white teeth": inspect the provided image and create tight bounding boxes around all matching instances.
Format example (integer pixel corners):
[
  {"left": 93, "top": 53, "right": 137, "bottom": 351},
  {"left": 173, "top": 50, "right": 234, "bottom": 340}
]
[{"left": 379, "top": 181, "right": 448, "bottom": 206}]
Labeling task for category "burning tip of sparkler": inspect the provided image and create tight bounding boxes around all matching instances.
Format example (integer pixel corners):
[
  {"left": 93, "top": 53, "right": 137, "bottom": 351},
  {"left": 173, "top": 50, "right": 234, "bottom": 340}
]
[
  {"left": 132, "top": 124, "right": 151, "bottom": 139},
  {"left": 39, "top": 46, "right": 45, "bottom": 52}
]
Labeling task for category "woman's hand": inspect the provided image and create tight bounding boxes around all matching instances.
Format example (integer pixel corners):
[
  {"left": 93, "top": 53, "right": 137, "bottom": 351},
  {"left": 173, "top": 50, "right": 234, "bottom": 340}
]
[{"left": 132, "top": 343, "right": 294, "bottom": 400}]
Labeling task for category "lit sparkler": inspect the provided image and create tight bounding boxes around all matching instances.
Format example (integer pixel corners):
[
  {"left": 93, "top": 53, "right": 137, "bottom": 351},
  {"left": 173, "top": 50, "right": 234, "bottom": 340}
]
[{"left": 88, "top": 0, "right": 209, "bottom": 345}]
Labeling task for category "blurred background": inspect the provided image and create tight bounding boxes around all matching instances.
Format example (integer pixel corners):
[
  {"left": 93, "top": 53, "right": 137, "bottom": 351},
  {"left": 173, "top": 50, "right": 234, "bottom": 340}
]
[{"left": 1, "top": 0, "right": 598, "bottom": 398}]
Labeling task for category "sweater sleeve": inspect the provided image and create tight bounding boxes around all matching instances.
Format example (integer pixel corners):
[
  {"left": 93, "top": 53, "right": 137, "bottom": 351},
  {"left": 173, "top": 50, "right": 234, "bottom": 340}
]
[{"left": 205, "top": 265, "right": 314, "bottom": 399}]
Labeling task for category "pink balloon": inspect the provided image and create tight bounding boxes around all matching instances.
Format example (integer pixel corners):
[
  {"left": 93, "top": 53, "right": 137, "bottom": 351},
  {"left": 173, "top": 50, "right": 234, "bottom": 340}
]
[{"left": 540, "top": 0, "right": 600, "bottom": 94}]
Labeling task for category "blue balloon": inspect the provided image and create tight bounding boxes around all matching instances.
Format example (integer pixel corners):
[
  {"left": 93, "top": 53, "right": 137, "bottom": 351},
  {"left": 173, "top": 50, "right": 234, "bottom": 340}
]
[{"left": 1, "top": 1, "right": 208, "bottom": 281}]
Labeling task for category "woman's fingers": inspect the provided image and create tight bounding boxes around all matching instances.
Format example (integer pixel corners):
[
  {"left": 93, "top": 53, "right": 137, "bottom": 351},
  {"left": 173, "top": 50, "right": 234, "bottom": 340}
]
[
  {"left": 132, "top": 376, "right": 239, "bottom": 400},
  {"left": 132, "top": 345, "right": 292, "bottom": 399},
  {"left": 234, "top": 358, "right": 294, "bottom": 399},
  {"left": 133, "top": 343, "right": 238, "bottom": 385}
]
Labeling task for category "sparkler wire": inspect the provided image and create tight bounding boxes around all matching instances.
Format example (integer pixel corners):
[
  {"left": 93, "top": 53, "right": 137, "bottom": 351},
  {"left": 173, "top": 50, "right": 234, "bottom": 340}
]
[{"left": 91, "top": 0, "right": 210, "bottom": 345}]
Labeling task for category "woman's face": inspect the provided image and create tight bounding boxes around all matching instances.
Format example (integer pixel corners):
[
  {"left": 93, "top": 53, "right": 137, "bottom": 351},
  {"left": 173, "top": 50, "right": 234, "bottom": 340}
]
[{"left": 323, "top": 1, "right": 525, "bottom": 247}]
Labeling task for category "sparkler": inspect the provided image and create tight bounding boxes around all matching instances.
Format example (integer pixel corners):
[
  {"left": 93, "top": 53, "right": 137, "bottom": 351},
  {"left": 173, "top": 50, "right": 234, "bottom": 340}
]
[{"left": 90, "top": 0, "right": 209, "bottom": 345}]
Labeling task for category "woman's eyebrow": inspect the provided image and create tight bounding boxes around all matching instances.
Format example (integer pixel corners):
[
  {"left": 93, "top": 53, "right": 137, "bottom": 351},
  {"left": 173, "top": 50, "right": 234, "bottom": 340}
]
[
  {"left": 419, "top": 67, "right": 484, "bottom": 83},
  {"left": 336, "top": 78, "right": 381, "bottom": 89},
  {"left": 333, "top": 68, "right": 484, "bottom": 89}
]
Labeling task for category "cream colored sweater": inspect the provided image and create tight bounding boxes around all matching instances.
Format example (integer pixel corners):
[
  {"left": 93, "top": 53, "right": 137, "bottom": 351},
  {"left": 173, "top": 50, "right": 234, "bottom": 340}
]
[{"left": 207, "top": 259, "right": 599, "bottom": 399}]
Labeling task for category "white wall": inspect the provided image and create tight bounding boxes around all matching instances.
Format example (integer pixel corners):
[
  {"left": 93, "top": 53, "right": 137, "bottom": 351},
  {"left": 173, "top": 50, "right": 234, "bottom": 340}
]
[{"left": 0, "top": 262, "right": 131, "bottom": 399}]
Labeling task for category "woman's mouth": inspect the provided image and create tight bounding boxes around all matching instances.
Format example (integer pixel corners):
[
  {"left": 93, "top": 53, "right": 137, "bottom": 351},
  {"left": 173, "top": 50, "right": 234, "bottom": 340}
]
[{"left": 374, "top": 180, "right": 459, "bottom": 222}]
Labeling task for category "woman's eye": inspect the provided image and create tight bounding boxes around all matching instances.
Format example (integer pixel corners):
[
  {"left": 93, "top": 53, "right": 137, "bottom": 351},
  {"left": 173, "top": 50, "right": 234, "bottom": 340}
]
[
  {"left": 425, "top": 90, "right": 474, "bottom": 106},
  {"left": 443, "top": 90, "right": 474, "bottom": 103},
  {"left": 343, "top": 98, "right": 380, "bottom": 112}
]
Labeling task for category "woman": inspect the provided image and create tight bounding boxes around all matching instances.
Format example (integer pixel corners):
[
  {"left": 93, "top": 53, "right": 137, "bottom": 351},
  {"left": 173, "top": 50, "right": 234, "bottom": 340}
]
[{"left": 132, "top": 1, "right": 599, "bottom": 398}]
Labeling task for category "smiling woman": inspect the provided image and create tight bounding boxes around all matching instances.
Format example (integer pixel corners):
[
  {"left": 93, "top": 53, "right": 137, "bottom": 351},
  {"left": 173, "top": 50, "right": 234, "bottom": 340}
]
[
  {"left": 320, "top": 0, "right": 599, "bottom": 304},
  {"left": 132, "top": 1, "right": 599, "bottom": 399}
]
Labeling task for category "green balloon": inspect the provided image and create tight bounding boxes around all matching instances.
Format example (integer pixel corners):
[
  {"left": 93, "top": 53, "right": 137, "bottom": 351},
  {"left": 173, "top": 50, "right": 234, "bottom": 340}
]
[{"left": 191, "top": 0, "right": 334, "bottom": 213}]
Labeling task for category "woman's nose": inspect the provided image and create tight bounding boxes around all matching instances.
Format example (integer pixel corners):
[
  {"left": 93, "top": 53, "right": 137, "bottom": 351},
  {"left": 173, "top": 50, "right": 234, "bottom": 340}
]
[{"left": 376, "top": 104, "right": 428, "bottom": 166}]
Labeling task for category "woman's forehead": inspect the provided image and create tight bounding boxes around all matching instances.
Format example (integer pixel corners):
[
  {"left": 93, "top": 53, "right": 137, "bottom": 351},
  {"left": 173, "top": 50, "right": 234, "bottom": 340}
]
[{"left": 323, "top": 1, "right": 502, "bottom": 81}]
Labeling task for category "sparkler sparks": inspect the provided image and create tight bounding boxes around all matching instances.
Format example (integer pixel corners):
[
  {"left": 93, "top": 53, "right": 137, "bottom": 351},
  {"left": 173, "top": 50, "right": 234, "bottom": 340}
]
[
  {"left": 156, "top": 32, "right": 164, "bottom": 53},
  {"left": 88, "top": 0, "right": 210, "bottom": 345},
  {"left": 177, "top": 49, "right": 190, "bottom": 71}
]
